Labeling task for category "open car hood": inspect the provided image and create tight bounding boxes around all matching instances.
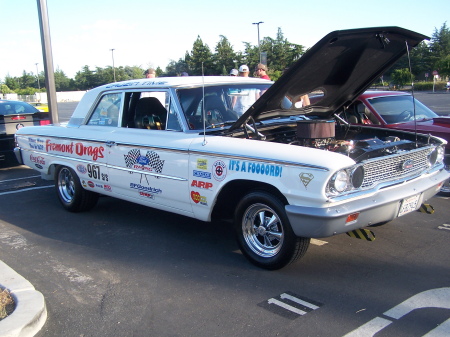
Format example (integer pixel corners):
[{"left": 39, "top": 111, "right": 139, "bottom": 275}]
[{"left": 229, "top": 26, "right": 428, "bottom": 132}]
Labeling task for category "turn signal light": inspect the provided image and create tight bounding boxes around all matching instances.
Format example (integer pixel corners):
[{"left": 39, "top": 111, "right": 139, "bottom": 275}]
[{"left": 346, "top": 212, "right": 360, "bottom": 224}]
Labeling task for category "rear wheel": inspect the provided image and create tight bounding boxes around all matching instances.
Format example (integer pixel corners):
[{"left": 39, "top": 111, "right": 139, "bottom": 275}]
[
  {"left": 234, "top": 191, "right": 310, "bottom": 270},
  {"left": 55, "top": 166, "right": 99, "bottom": 212}
]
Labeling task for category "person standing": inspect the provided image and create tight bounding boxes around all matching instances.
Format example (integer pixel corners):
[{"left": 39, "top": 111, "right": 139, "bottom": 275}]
[
  {"left": 232, "top": 65, "right": 258, "bottom": 115},
  {"left": 144, "top": 68, "right": 156, "bottom": 78},
  {"left": 255, "top": 63, "right": 270, "bottom": 80},
  {"left": 229, "top": 69, "right": 238, "bottom": 76},
  {"left": 238, "top": 65, "right": 250, "bottom": 77}
]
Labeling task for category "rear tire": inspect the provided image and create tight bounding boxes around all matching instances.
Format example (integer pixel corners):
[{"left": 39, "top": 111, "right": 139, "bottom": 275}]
[
  {"left": 234, "top": 191, "right": 310, "bottom": 270},
  {"left": 55, "top": 166, "right": 99, "bottom": 212}
]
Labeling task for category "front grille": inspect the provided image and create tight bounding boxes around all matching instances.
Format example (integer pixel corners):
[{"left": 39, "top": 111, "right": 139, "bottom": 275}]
[{"left": 361, "top": 147, "right": 432, "bottom": 188}]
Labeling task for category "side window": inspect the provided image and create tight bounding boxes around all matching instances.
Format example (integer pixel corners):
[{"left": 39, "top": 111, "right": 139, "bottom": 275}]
[
  {"left": 166, "top": 98, "right": 182, "bottom": 131},
  {"left": 87, "top": 93, "right": 122, "bottom": 127}
]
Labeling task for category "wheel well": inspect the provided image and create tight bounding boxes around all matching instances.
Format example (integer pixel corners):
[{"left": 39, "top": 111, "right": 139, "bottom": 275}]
[{"left": 211, "top": 180, "right": 287, "bottom": 221}]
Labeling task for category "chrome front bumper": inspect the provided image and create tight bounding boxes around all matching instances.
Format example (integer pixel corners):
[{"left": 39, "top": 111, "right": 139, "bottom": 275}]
[{"left": 285, "top": 169, "right": 449, "bottom": 238}]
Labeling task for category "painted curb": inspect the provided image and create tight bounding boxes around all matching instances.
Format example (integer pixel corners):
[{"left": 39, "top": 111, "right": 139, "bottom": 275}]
[{"left": 0, "top": 261, "right": 47, "bottom": 337}]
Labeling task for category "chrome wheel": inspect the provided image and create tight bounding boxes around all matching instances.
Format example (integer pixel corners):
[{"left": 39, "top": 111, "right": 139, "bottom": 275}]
[
  {"left": 58, "top": 167, "right": 76, "bottom": 203},
  {"left": 440, "top": 178, "right": 450, "bottom": 194},
  {"left": 242, "top": 203, "right": 284, "bottom": 258}
]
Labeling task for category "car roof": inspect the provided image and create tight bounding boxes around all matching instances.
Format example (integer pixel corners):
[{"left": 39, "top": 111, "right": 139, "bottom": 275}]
[{"left": 98, "top": 76, "right": 271, "bottom": 91}]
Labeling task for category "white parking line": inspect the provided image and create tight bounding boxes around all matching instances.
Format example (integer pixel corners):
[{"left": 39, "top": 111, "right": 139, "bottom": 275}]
[
  {"left": 422, "top": 318, "right": 450, "bottom": 337},
  {"left": 438, "top": 224, "right": 450, "bottom": 231},
  {"left": 267, "top": 298, "right": 307, "bottom": 315},
  {"left": 0, "top": 185, "right": 54, "bottom": 196},
  {"left": 343, "top": 287, "right": 450, "bottom": 337},
  {"left": 280, "top": 293, "right": 320, "bottom": 310},
  {"left": 0, "top": 175, "right": 41, "bottom": 183}
]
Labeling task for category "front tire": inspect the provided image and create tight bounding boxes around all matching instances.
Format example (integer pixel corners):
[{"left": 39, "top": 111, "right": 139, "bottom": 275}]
[
  {"left": 234, "top": 191, "right": 310, "bottom": 270},
  {"left": 55, "top": 166, "right": 99, "bottom": 212}
]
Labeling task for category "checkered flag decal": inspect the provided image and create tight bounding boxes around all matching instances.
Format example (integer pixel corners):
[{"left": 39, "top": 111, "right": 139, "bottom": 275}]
[
  {"left": 124, "top": 149, "right": 140, "bottom": 168},
  {"left": 146, "top": 151, "right": 165, "bottom": 173}
]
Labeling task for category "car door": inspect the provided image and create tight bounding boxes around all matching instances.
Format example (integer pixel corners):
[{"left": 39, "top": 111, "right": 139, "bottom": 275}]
[{"left": 105, "top": 90, "right": 194, "bottom": 217}]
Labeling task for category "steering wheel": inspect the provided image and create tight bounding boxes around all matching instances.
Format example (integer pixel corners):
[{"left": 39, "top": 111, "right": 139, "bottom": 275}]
[{"left": 399, "top": 110, "right": 413, "bottom": 121}]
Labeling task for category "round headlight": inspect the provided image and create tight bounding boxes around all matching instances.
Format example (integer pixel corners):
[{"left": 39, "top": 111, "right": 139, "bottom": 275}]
[
  {"left": 428, "top": 146, "right": 444, "bottom": 167},
  {"left": 332, "top": 170, "right": 349, "bottom": 192}
]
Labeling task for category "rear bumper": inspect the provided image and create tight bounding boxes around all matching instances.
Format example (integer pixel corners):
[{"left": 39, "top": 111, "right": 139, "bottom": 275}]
[
  {"left": 14, "top": 147, "right": 24, "bottom": 164},
  {"left": 286, "top": 169, "right": 449, "bottom": 238}
]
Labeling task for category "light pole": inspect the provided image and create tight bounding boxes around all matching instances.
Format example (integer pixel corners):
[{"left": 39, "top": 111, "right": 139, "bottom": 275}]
[
  {"left": 35, "top": 63, "right": 41, "bottom": 89},
  {"left": 110, "top": 48, "right": 116, "bottom": 82},
  {"left": 252, "top": 21, "right": 263, "bottom": 64}
]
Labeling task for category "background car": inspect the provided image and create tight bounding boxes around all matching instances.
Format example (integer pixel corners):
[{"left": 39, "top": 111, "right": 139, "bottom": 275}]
[
  {"left": 340, "top": 91, "right": 450, "bottom": 195},
  {"left": 0, "top": 100, "right": 50, "bottom": 162},
  {"left": 29, "top": 102, "right": 49, "bottom": 112}
]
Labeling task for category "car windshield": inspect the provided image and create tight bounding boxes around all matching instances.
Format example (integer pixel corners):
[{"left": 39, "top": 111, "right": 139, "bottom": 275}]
[
  {"left": 367, "top": 95, "right": 438, "bottom": 124},
  {"left": 177, "top": 84, "right": 271, "bottom": 130}
]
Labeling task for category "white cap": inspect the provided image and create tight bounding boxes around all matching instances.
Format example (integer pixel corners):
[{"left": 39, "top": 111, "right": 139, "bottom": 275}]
[
  {"left": 229, "top": 69, "right": 238, "bottom": 76},
  {"left": 239, "top": 65, "right": 249, "bottom": 72}
]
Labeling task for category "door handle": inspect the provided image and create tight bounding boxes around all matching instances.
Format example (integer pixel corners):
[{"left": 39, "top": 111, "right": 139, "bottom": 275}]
[{"left": 105, "top": 141, "right": 116, "bottom": 147}]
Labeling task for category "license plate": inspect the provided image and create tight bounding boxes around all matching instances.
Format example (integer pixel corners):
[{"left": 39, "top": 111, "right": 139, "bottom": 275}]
[{"left": 398, "top": 194, "right": 421, "bottom": 217}]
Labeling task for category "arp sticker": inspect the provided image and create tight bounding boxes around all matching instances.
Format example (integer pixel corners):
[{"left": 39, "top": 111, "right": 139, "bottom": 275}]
[{"left": 191, "top": 180, "right": 213, "bottom": 189}]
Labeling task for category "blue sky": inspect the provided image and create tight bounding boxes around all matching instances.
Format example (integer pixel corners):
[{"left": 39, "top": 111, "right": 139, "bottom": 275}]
[{"left": 1, "top": 0, "right": 449, "bottom": 80}]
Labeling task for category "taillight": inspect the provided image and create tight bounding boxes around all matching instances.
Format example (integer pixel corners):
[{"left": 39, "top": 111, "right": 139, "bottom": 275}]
[
  {"left": 40, "top": 120, "right": 51, "bottom": 125},
  {"left": 11, "top": 116, "right": 26, "bottom": 120}
]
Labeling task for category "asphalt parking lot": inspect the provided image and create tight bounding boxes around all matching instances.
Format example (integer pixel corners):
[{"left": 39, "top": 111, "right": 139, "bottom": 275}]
[{"left": 0, "top": 91, "right": 449, "bottom": 337}]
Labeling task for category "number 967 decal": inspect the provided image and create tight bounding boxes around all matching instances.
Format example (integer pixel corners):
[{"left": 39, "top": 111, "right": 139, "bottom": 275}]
[{"left": 77, "top": 164, "right": 109, "bottom": 181}]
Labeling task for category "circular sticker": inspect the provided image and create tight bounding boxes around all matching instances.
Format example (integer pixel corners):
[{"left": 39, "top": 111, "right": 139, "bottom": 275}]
[{"left": 212, "top": 160, "right": 227, "bottom": 181}]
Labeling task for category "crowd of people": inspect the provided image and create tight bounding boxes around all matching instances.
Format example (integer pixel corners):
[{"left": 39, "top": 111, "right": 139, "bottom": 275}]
[
  {"left": 228, "top": 63, "right": 271, "bottom": 80},
  {"left": 143, "top": 63, "right": 272, "bottom": 80}
]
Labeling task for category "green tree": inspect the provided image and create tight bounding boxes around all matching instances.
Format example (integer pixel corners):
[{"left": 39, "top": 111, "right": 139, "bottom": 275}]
[
  {"left": 54, "top": 69, "right": 71, "bottom": 91},
  {"left": 188, "top": 36, "right": 213, "bottom": 75},
  {"left": 4, "top": 76, "right": 19, "bottom": 91},
  {"left": 19, "top": 71, "right": 36, "bottom": 89},
  {"left": 435, "top": 54, "right": 450, "bottom": 77},
  {"left": 263, "top": 28, "right": 305, "bottom": 73},
  {"left": 212, "top": 35, "right": 237, "bottom": 75},
  {"left": 391, "top": 68, "right": 413, "bottom": 88},
  {"left": 164, "top": 57, "right": 189, "bottom": 76},
  {"left": 74, "top": 65, "right": 104, "bottom": 90},
  {"left": 430, "top": 22, "right": 450, "bottom": 59},
  {"left": 0, "top": 84, "right": 13, "bottom": 94},
  {"left": 429, "top": 22, "right": 450, "bottom": 77}
]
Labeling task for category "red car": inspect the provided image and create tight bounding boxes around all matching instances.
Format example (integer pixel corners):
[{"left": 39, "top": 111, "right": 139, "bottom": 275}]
[
  {"left": 0, "top": 100, "right": 51, "bottom": 162},
  {"left": 340, "top": 91, "right": 450, "bottom": 195}
]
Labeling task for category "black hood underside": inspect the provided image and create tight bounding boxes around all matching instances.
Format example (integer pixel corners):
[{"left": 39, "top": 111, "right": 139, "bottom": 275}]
[{"left": 229, "top": 26, "right": 428, "bottom": 132}]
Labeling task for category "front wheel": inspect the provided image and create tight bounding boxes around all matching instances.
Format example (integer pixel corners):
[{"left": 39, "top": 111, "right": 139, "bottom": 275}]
[
  {"left": 234, "top": 191, "right": 310, "bottom": 270},
  {"left": 438, "top": 166, "right": 450, "bottom": 196},
  {"left": 55, "top": 166, "right": 99, "bottom": 212}
]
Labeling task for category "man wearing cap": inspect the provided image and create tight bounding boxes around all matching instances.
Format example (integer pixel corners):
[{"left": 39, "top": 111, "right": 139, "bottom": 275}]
[
  {"left": 238, "top": 65, "right": 250, "bottom": 77},
  {"left": 229, "top": 69, "right": 238, "bottom": 76},
  {"left": 144, "top": 68, "right": 156, "bottom": 78},
  {"left": 232, "top": 65, "right": 258, "bottom": 115},
  {"left": 255, "top": 63, "right": 270, "bottom": 80}
]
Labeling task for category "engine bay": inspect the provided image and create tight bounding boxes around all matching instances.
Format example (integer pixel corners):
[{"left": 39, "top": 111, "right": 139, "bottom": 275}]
[{"left": 234, "top": 117, "right": 437, "bottom": 164}]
